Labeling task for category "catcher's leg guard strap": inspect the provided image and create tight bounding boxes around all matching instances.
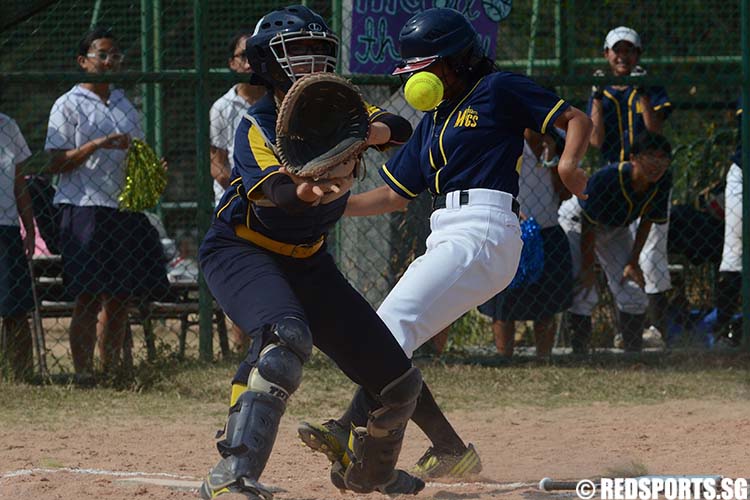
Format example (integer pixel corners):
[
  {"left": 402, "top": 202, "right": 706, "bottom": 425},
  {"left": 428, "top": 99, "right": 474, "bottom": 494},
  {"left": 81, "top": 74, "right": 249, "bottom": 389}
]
[{"left": 344, "top": 367, "right": 422, "bottom": 493}]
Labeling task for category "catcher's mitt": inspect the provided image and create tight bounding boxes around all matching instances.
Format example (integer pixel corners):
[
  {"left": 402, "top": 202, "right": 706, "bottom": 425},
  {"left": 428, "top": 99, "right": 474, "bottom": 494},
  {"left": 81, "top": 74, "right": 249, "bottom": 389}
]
[{"left": 276, "top": 73, "right": 370, "bottom": 180}]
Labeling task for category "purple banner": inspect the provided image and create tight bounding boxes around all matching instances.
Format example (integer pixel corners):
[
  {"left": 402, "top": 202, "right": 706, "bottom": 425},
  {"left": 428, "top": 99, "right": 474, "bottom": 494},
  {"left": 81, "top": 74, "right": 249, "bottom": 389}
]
[{"left": 348, "top": 0, "right": 510, "bottom": 75}]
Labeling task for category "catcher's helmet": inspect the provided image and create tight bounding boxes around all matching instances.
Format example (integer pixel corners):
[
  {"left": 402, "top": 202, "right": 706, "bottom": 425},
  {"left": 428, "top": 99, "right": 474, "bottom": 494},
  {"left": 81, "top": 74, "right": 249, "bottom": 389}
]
[
  {"left": 246, "top": 5, "right": 339, "bottom": 92},
  {"left": 393, "top": 8, "right": 485, "bottom": 76}
]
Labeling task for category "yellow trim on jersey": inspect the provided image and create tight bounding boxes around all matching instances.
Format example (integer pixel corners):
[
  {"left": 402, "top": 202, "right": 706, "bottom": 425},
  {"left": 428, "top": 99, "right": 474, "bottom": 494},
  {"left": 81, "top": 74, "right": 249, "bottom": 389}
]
[
  {"left": 541, "top": 99, "right": 565, "bottom": 134},
  {"left": 618, "top": 162, "right": 634, "bottom": 220},
  {"left": 216, "top": 187, "right": 241, "bottom": 218},
  {"left": 515, "top": 155, "right": 523, "bottom": 174},
  {"left": 603, "top": 90, "right": 625, "bottom": 162},
  {"left": 648, "top": 216, "right": 669, "bottom": 224},
  {"left": 580, "top": 208, "right": 598, "bottom": 225},
  {"left": 638, "top": 188, "right": 660, "bottom": 219},
  {"left": 434, "top": 168, "right": 442, "bottom": 193},
  {"left": 382, "top": 164, "right": 417, "bottom": 198},
  {"left": 737, "top": 108, "right": 744, "bottom": 115},
  {"left": 627, "top": 90, "right": 637, "bottom": 159},
  {"left": 230, "top": 177, "right": 242, "bottom": 186},
  {"left": 234, "top": 224, "right": 324, "bottom": 258},
  {"left": 437, "top": 78, "right": 484, "bottom": 166},
  {"left": 653, "top": 102, "right": 672, "bottom": 112},
  {"left": 247, "top": 123, "right": 279, "bottom": 171}
]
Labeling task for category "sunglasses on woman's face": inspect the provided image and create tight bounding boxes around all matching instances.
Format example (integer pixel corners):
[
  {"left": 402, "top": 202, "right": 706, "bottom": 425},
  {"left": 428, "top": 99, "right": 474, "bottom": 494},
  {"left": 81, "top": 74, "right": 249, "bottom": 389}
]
[{"left": 87, "top": 51, "right": 125, "bottom": 63}]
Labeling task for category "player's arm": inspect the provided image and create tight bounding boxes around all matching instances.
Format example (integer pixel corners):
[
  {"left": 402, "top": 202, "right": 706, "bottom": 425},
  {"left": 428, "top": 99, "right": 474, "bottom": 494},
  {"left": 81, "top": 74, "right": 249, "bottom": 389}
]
[
  {"left": 589, "top": 97, "right": 605, "bottom": 149},
  {"left": 47, "top": 133, "right": 130, "bottom": 173},
  {"left": 210, "top": 146, "right": 232, "bottom": 189},
  {"left": 554, "top": 106, "right": 592, "bottom": 199},
  {"left": 14, "top": 163, "right": 35, "bottom": 258},
  {"left": 366, "top": 106, "right": 413, "bottom": 148},
  {"left": 622, "top": 218, "right": 651, "bottom": 289},
  {"left": 345, "top": 185, "right": 409, "bottom": 216},
  {"left": 639, "top": 94, "right": 665, "bottom": 133}
]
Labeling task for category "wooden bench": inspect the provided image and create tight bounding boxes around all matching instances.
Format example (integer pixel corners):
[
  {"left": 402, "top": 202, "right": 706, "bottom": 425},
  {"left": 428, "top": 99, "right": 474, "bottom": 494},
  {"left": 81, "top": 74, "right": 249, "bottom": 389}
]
[{"left": 31, "top": 255, "right": 230, "bottom": 366}]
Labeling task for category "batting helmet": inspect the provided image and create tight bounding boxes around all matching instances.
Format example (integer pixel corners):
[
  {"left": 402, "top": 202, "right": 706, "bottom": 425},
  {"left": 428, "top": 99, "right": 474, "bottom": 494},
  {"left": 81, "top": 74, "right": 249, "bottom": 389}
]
[
  {"left": 393, "top": 8, "right": 486, "bottom": 76},
  {"left": 246, "top": 5, "right": 339, "bottom": 92}
]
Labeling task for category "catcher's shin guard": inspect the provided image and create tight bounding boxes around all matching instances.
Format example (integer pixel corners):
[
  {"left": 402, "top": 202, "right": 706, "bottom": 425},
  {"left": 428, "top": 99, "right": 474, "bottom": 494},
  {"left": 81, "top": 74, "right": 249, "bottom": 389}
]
[
  {"left": 343, "top": 367, "right": 424, "bottom": 494},
  {"left": 202, "top": 318, "right": 312, "bottom": 498}
]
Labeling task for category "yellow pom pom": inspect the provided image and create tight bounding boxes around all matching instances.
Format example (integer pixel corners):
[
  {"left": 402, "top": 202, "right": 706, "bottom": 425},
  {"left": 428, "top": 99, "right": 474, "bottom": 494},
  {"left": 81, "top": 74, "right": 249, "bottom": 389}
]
[
  {"left": 119, "top": 140, "right": 167, "bottom": 212},
  {"left": 404, "top": 72, "right": 444, "bottom": 111}
]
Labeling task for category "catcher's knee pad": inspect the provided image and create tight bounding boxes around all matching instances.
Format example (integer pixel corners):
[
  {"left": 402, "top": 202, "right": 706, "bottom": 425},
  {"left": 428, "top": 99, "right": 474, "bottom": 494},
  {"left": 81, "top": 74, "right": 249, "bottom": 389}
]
[
  {"left": 216, "top": 390, "right": 286, "bottom": 480},
  {"left": 344, "top": 367, "right": 422, "bottom": 493},
  {"left": 250, "top": 343, "right": 304, "bottom": 402},
  {"left": 273, "top": 316, "right": 313, "bottom": 362}
]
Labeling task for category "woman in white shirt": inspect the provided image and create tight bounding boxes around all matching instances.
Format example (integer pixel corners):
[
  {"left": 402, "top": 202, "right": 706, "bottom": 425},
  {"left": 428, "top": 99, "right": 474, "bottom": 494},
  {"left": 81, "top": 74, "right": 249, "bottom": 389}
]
[{"left": 45, "top": 27, "right": 167, "bottom": 375}]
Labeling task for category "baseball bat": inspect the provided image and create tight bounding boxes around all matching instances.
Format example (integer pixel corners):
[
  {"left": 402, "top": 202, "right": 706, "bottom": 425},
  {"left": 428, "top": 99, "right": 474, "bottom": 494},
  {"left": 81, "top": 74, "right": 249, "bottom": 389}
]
[
  {"left": 539, "top": 475, "right": 724, "bottom": 492},
  {"left": 27, "top": 258, "right": 49, "bottom": 379}
]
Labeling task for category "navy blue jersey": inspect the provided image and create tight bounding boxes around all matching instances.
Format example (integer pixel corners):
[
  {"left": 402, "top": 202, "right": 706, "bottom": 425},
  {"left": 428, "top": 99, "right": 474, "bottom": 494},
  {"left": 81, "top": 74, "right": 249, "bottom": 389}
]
[
  {"left": 588, "top": 85, "right": 672, "bottom": 163},
  {"left": 380, "top": 72, "right": 569, "bottom": 199},
  {"left": 731, "top": 95, "right": 743, "bottom": 168},
  {"left": 579, "top": 162, "right": 672, "bottom": 227},
  {"left": 214, "top": 94, "right": 396, "bottom": 245}
]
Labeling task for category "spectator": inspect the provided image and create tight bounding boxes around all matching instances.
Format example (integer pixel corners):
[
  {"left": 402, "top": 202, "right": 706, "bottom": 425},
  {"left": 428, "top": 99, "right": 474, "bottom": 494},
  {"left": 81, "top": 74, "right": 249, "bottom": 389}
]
[
  {"left": 0, "top": 113, "right": 35, "bottom": 380},
  {"left": 479, "top": 128, "right": 573, "bottom": 358},
  {"left": 714, "top": 95, "right": 744, "bottom": 346},
  {"left": 45, "top": 26, "right": 167, "bottom": 375},
  {"left": 210, "top": 30, "right": 265, "bottom": 352},
  {"left": 589, "top": 26, "right": 673, "bottom": 342},
  {"left": 559, "top": 131, "right": 672, "bottom": 353}
]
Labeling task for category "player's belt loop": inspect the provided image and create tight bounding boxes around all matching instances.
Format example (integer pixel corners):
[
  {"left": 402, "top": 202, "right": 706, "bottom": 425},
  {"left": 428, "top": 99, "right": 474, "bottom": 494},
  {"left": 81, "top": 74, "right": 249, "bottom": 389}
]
[{"left": 234, "top": 224, "right": 324, "bottom": 258}]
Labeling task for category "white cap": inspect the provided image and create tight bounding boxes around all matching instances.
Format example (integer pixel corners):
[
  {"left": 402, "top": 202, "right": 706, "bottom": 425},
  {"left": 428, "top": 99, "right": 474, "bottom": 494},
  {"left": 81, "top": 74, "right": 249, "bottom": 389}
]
[{"left": 604, "top": 26, "right": 641, "bottom": 50}]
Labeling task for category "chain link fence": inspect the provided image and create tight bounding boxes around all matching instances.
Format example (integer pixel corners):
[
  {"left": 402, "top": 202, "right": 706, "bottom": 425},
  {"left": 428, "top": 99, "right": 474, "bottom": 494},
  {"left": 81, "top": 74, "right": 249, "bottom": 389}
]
[{"left": 1, "top": 0, "right": 747, "bottom": 379}]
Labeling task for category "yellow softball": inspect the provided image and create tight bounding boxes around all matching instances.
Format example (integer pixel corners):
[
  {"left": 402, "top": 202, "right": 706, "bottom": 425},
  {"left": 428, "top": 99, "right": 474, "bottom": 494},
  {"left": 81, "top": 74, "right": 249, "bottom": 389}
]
[{"left": 404, "top": 72, "right": 444, "bottom": 111}]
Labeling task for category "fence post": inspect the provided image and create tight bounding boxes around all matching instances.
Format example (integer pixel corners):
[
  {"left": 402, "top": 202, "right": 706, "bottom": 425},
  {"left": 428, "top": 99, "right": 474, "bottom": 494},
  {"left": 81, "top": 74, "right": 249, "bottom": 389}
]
[
  {"left": 194, "top": 0, "right": 213, "bottom": 361},
  {"left": 741, "top": 0, "right": 750, "bottom": 350}
]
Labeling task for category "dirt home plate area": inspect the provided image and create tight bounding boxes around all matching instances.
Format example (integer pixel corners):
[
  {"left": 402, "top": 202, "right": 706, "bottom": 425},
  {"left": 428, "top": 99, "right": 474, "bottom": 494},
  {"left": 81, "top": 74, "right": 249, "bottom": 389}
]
[{"left": 1, "top": 400, "right": 748, "bottom": 499}]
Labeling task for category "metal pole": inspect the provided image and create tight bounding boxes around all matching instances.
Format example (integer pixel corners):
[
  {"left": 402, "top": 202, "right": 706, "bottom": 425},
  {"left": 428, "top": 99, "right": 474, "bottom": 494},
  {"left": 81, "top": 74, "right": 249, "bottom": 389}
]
[
  {"left": 526, "top": 0, "right": 539, "bottom": 76},
  {"left": 741, "top": 0, "right": 750, "bottom": 350},
  {"left": 194, "top": 0, "right": 214, "bottom": 361},
  {"left": 90, "top": 0, "right": 103, "bottom": 27},
  {"left": 554, "top": 0, "right": 561, "bottom": 71},
  {"left": 153, "top": 0, "right": 163, "bottom": 158},
  {"left": 141, "top": 0, "right": 155, "bottom": 146},
  {"left": 332, "top": 0, "right": 344, "bottom": 263}
]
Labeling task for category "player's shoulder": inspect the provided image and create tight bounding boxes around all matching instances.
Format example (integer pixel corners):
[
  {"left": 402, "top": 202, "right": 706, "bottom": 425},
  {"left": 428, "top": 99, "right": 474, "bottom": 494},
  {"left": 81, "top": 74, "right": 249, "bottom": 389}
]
[
  {"left": 591, "top": 162, "right": 623, "bottom": 183},
  {"left": 485, "top": 71, "right": 535, "bottom": 88}
]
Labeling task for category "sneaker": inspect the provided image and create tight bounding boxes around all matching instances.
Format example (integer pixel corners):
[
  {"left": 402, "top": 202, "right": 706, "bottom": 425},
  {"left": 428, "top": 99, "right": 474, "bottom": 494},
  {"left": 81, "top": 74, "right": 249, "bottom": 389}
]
[
  {"left": 297, "top": 420, "right": 349, "bottom": 464},
  {"left": 413, "top": 443, "right": 482, "bottom": 479},
  {"left": 643, "top": 326, "right": 666, "bottom": 349},
  {"left": 199, "top": 457, "right": 274, "bottom": 500},
  {"left": 613, "top": 333, "right": 625, "bottom": 349}
]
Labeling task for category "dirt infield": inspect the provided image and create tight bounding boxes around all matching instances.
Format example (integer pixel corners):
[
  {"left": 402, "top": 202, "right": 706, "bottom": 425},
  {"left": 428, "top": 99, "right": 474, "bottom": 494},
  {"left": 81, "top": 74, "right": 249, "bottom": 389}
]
[{"left": 1, "top": 399, "right": 748, "bottom": 499}]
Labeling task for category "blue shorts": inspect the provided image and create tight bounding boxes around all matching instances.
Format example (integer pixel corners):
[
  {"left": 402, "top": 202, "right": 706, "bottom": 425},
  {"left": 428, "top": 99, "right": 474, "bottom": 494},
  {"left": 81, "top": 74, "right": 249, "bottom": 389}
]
[
  {"left": 58, "top": 205, "right": 169, "bottom": 299},
  {"left": 479, "top": 225, "right": 573, "bottom": 321},
  {"left": 199, "top": 222, "right": 412, "bottom": 394},
  {"left": 0, "top": 225, "right": 33, "bottom": 316}
]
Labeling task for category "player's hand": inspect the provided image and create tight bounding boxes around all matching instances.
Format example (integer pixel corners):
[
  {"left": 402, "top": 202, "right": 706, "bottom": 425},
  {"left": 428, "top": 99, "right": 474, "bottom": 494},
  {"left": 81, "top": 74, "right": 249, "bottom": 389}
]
[
  {"left": 630, "top": 65, "right": 647, "bottom": 94},
  {"left": 23, "top": 230, "right": 35, "bottom": 260},
  {"left": 279, "top": 165, "right": 355, "bottom": 205},
  {"left": 591, "top": 69, "right": 605, "bottom": 99},
  {"left": 557, "top": 160, "right": 589, "bottom": 200},
  {"left": 97, "top": 133, "right": 130, "bottom": 150},
  {"left": 621, "top": 261, "right": 645, "bottom": 289}
]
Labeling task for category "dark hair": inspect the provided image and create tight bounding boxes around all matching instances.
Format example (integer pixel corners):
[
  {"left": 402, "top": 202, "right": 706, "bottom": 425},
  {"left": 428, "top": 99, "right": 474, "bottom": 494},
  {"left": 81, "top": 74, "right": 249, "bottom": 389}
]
[
  {"left": 78, "top": 26, "right": 116, "bottom": 57},
  {"left": 227, "top": 30, "right": 253, "bottom": 59},
  {"left": 630, "top": 131, "right": 672, "bottom": 159}
]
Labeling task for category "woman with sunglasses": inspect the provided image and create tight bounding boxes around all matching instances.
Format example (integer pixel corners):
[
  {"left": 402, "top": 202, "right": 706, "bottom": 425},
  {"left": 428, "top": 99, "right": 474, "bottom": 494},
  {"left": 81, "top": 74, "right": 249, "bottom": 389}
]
[{"left": 44, "top": 26, "right": 168, "bottom": 376}]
